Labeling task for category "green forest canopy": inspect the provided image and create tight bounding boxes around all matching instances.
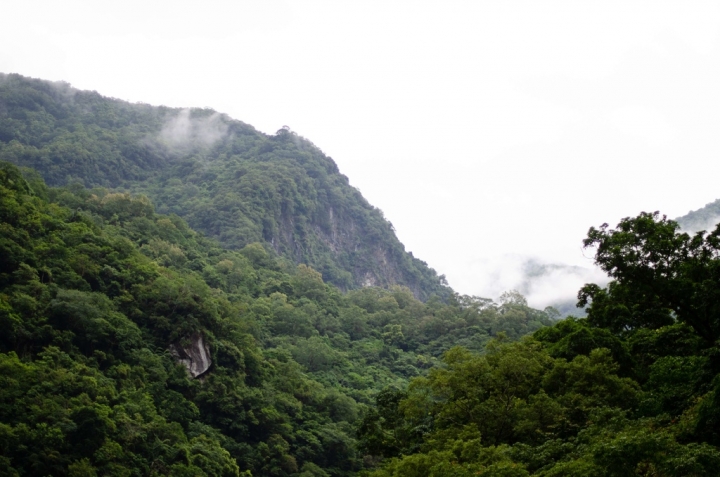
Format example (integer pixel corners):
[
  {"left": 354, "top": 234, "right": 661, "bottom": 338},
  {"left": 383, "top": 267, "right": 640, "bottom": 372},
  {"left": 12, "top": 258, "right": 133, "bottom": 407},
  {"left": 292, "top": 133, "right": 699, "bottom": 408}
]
[
  {"left": 360, "top": 213, "right": 720, "bottom": 476},
  {"left": 4, "top": 157, "right": 720, "bottom": 477},
  {"left": 0, "top": 161, "right": 557, "bottom": 476}
]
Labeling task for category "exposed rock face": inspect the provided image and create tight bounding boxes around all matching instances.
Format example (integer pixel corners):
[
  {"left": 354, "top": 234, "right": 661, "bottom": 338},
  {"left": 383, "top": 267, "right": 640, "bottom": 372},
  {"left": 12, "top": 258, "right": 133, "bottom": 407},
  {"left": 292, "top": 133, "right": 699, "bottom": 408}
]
[{"left": 170, "top": 332, "right": 212, "bottom": 378}]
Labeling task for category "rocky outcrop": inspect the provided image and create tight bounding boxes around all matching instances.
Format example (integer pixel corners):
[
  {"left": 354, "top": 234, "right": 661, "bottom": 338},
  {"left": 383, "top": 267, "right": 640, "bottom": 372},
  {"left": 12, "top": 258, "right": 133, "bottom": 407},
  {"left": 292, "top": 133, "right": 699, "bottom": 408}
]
[{"left": 169, "top": 332, "right": 212, "bottom": 378}]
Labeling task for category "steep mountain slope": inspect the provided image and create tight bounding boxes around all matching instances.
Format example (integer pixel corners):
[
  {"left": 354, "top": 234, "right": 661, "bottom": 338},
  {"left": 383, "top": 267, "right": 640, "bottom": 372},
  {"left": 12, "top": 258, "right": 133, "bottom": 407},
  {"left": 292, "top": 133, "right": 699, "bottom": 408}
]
[{"left": 0, "top": 73, "right": 448, "bottom": 299}]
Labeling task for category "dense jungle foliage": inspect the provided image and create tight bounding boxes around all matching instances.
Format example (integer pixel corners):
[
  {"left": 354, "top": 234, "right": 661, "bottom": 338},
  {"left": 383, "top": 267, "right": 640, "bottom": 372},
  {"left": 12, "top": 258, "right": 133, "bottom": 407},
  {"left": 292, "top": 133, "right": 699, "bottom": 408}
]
[
  {"left": 3, "top": 73, "right": 720, "bottom": 476},
  {"left": 359, "top": 212, "right": 720, "bottom": 476},
  {"left": 0, "top": 161, "right": 556, "bottom": 476},
  {"left": 0, "top": 73, "right": 448, "bottom": 299}
]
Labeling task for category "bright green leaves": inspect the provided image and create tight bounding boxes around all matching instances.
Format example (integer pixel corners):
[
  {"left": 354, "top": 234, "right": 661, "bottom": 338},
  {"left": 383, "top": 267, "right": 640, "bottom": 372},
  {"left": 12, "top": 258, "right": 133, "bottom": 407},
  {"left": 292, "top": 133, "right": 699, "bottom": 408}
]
[
  {"left": 367, "top": 425, "right": 527, "bottom": 477},
  {"left": 292, "top": 264, "right": 329, "bottom": 303},
  {"left": 0, "top": 161, "right": 31, "bottom": 194},
  {"left": 363, "top": 335, "right": 720, "bottom": 475},
  {"left": 363, "top": 338, "right": 648, "bottom": 475}
]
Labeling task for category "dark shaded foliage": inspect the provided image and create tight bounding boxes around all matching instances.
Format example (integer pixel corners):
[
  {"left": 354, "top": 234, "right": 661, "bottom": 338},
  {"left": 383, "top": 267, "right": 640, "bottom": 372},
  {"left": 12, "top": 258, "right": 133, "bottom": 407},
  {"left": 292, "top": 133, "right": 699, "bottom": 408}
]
[{"left": 0, "top": 161, "right": 553, "bottom": 476}]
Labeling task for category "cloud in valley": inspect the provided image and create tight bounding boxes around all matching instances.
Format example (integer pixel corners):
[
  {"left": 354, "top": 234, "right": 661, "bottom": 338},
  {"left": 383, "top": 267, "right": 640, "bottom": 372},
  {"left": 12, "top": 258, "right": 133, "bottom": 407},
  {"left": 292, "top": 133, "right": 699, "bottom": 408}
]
[{"left": 458, "top": 254, "right": 609, "bottom": 315}]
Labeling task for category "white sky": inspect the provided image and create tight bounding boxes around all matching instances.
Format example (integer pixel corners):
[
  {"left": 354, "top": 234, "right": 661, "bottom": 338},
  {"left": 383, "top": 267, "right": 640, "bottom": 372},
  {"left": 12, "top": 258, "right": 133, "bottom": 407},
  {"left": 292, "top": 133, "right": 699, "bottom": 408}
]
[{"left": 3, "top": 1, "right": 720, "bottom": 308}]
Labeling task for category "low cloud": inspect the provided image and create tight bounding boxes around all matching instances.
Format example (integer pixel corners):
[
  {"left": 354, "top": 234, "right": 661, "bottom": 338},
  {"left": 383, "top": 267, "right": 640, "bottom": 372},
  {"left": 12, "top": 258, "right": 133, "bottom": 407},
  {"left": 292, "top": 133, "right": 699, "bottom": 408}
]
[
  {"left": 50, "top": 79, "right": 77, "bottom": 101},
  {"left": 519, "top": 259, "right": 609, "bottom": 315},
  {"left": 159, "top": 109, "right": 229, "bottom": 149},
  {"left": 675, "top": 200, "right": 720, "bottom": 234},
  {"left": 679, "top": 215, "right": 720, "bottom": 234},
  {"left": 459, "top": 254, "right": 609, "bottom": 315}
]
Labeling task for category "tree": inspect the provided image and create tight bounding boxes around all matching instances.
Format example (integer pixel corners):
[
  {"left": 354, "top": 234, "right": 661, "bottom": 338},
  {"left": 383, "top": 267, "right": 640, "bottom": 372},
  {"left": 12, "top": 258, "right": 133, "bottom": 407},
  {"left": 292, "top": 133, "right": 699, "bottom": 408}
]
[{"left": 579, "top": 212, "right": 720, "bottom": 344}]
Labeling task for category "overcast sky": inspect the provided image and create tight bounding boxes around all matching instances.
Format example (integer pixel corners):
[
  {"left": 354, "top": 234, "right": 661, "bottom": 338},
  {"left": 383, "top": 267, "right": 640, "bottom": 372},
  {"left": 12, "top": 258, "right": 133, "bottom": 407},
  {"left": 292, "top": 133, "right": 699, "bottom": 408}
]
[{"left": 3, "top": 1, "right": 720, "bottom": 308}]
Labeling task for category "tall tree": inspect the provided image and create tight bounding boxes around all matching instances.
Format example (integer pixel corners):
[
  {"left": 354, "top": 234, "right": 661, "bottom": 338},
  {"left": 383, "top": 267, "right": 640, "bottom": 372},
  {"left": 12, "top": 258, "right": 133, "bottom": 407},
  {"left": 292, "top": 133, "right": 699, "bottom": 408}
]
[{"left": 579, "top": 211, "right": 720, "bottom": 344}]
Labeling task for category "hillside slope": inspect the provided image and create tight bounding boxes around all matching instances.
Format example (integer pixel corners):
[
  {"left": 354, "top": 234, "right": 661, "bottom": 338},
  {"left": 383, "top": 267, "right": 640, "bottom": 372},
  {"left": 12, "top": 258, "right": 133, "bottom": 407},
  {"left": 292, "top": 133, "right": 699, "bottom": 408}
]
[
  {"left": 0, "top": 73, "right": 448, "bottom": 299},
  {"left": 0, "top": 160, "right": 556, "bottom": 475}
]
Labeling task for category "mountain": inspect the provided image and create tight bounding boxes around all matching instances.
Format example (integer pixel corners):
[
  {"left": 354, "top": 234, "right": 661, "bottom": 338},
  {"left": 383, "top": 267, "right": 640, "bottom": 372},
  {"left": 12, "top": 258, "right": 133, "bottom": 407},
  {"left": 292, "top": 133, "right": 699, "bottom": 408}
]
[
  {"left": 676, "top": 198, "right": 720, "bottom": 233},
  {"left": 0, "top": 73, "right": 448, "bottom": 300},
  {"left": 4, "top": 72, "right": 720, "bottom": 476}
]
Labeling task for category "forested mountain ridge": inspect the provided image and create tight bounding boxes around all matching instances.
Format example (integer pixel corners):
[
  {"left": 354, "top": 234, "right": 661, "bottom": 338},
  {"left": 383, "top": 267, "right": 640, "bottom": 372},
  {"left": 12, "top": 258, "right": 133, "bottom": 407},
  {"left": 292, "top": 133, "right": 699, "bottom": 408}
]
[{"left": 0, "top": 73, "right": 448, "bottom": 299}]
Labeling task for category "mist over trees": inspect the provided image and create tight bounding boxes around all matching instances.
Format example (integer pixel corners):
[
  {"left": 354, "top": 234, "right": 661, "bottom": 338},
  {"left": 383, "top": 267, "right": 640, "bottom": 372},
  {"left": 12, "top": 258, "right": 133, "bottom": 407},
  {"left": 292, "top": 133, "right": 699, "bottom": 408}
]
[{"left": 0, "top": 73, "right": 448, "bottom": 300}]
